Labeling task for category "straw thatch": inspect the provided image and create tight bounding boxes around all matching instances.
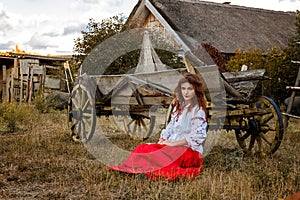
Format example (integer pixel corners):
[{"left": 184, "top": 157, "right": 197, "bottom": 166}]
[{"left": 127, "top": 0, "right": 297, "bottom": 53}]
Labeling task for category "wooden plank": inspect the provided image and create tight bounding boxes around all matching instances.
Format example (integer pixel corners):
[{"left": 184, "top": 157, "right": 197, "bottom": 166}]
[
  {"left": 93, "top": 65, "right": 227, "bottom": 106},
  {"left": 44, "top": 76, "right": 61, "bottom": 89},
  {"left": 19, "top": 59, "right": 39, "bottom": 74},
  {"left": 286, "top": 86, "right": 300, "bottom": 91},
  {"left": 282, "top": 112, "right": 300, "bottom": 119},
  {"left": 10, "top": 68, "right": 15, "bottom": 100},
  {"left": 128, "top": 81, "right": 145, "bottom": 105},
  {"left": 109, "top": 96, "right": 172, "bottom": 106},
  {"left": 33, "top": 65, "right": 44, "bottom": 75},
  {"left": 13, "top": 58, "right": 18, "bottom": 78},
  {"left": 223, "top": 69, "right": 267, "bottom": 83},
  {"left": 2, "top": 65, "right": 7, "bottom": 101},
  {"left": 20, "top": 65, "right": 23, "bottom": 103},
  {"left": 28, "top": 67, "right": 34, "bottom": 103}
]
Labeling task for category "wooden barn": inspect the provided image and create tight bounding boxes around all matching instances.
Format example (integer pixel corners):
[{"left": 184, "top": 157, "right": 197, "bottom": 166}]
[
  {"left": 125, "top": 0, "right": 297, "bottom": 65},
  {"left": 0, "top": 50, "right": 71, "bottom": 103}
]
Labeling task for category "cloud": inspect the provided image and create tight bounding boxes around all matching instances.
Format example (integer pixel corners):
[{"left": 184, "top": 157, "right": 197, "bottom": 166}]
[
  {"left": 0, "top": 9, "right": 13, "bottom": 36},
  {"left": 0, "top": 40, "right": 15, "bottom": 50},
  {"left": 108, "top": 0, "right": 124, "bottom": 8},
  {"left": 27, "top": 33, "right": 58, "bottom": 50},
  {"left": 63, "top": 23, "right": 86, "bottom": 35},
  {"left": 42, "top": 32, "right": 61, "bottom": 37},
  {"left": 82, "top": 0, "right": 99, "bottom": 4},
  {"left": 279, "top": 0, "right": 297, "bottom": 2}
]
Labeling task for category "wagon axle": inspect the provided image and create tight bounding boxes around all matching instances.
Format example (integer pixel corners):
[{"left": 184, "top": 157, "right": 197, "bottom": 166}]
[
  {"left": 69, "top": 109, "right": 83, "bottom": 121},
  {"left": 233, "top": 96, "right": 284, "bottom": 156}
]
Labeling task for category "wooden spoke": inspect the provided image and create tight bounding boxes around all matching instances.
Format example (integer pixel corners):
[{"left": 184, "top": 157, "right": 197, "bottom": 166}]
[
  {"left": 68, "top": 79, "right": 96, "bottom": 143},
  {"left": 259, "top": 132, "right": 272, "bottom": 146},
  {"left": 248, "top": 135, "right": 256, "bottom": 152},
  {"left": 240, "top": 131, "right": 251, "bottom": 141},
  {"left": 123, "top": 114, "right": 156, "bottom": 140},
  {"left": 256, "top": 136, "right": 262, "bottom": 154},
  {"left": 235, "top": 96, "right": 284, "bottom": 156},
  {"left": 259, "top": 113, "right": 274, "bottom": 126}
]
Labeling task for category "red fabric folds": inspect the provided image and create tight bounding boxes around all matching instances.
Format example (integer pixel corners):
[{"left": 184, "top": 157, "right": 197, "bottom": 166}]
[{"left": 109, "top": 143, "right": 203, "bottom": 180}]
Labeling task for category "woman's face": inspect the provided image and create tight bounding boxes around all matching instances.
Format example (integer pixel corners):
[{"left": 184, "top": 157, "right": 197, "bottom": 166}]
[{"left": 181, "top": 82, "right": 195, "bottom": 104}]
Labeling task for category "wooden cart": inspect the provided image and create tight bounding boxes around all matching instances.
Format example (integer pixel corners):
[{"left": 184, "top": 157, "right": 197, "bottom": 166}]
[{"left": 68, "top": 33, "right": 284, "bottom": 157}]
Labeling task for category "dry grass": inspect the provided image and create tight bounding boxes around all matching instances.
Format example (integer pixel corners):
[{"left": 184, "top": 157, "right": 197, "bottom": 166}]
[{"left": 0, "top": 108, "right": 299, "bottom": 199}]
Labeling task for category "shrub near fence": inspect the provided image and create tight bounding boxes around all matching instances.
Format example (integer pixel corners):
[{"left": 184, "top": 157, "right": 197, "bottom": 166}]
[
  {"left": 0, "top": 101, "right": 32, "bottom": 133},
  {"left": 226, "top": 47, "right": 298, "bottom": 105}
]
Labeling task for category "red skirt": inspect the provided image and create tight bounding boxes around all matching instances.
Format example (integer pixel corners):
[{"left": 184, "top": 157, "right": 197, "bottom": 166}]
[{"left": 109, "top": 143, "right": 203, "bottom": 180}]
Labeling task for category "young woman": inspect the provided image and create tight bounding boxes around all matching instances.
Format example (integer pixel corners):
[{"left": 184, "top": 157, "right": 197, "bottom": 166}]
[{"left": 109, "top": 73, "right": 207, "bottom": 180}]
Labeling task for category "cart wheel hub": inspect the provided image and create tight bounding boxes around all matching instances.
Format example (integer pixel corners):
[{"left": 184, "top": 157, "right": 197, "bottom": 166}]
[
  {"left": 71, "top": 109, "right": 83, "bottom": 121},
  {"left": 248, "top": 119, "right": 259, "bottom": 135}
]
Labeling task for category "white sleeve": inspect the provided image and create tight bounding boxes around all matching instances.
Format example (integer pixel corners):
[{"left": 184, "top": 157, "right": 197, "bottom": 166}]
[
  {"left": 160, "top": 111, "right": 175, "bottom": 140},
  {"left": 185, "top": 109, "right": 207, "bottom": 151}
]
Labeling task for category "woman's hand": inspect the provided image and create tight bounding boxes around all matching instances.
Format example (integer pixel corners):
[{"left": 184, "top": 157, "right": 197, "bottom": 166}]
[
  {"left": 158, "top": 138, "right": 175, "bottom": 146},
  {"left": 161, "top": 140, "right": 175, "bottom": 146},
  {"left": 157, "top": 138, "right": 165, "bottom": 144},
  {"left": 159, "top": 139, "right": 188, "bottom": 147}
]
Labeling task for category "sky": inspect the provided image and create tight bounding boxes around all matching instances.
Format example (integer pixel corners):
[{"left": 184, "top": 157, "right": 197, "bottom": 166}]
[{"left": 0, "top": 0, "right": 299, "bottom": 55}]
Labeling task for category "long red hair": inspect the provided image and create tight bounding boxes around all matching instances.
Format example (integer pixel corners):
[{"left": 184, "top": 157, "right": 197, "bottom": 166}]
[{"left": 173, "top": 73, "right": 206, "bottom": 115}]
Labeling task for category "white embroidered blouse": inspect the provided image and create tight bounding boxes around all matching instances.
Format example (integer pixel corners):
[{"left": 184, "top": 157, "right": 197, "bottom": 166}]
[{"left": 160, "top": 104, "right": 207, "bottom": 154}]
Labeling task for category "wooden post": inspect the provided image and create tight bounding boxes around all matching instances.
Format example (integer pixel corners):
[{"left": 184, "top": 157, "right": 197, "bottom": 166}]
[
  {"left": 24, "top": 66, "right": 29, "bottom": 102},
  {"left": 284, "top": 65, "right": 300, "bottom": 127},
  {"left": 2, "top": 65, "right": 7, "bottom": 101},
  {"left": 28, "top": 65, "right": 34, "bottom": 103},
  {"left": 13, "top": 58, "right": 18, "bottom": 79},
  {"left": 286, "top": 66, "right": 300, "bottom": 114},
  {"left": 13, "top": 58, "right": 18, "bottom": 102},
  {"left": 20, "top": 66, "right": 23, "bottom": 103},
  {"left": 10, "top": 68, "right": 15, "bottom": 101}
]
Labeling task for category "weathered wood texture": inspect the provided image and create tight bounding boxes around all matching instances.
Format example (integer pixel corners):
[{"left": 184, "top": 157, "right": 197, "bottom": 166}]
[{"left": 94, "top": 66, "right": 264, "bottom": 106}]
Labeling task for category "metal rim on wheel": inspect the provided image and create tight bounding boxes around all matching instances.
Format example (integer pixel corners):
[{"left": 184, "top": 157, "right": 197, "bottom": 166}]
[
  {"left": 235, "top": 96, "right": 284, "bottom": 156},
  {"left": 69, "top": 80, "right": 96, "bottom": 143}
]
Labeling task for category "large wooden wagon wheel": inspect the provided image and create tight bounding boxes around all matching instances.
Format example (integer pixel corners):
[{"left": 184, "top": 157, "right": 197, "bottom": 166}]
[
  {"left": 68, "top": 79, "right": 96, "bottom": 143},
  {"left": 235, "top": 96, "right": 284, "bottom": 156},
  {"left": 123, "top": 113, "right": 156, "bottom": 140}
]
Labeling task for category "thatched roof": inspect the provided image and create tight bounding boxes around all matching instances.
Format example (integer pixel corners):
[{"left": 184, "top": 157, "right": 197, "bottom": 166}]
[{"left": 127, "top": 0, "right": 297, "bottom": 53}]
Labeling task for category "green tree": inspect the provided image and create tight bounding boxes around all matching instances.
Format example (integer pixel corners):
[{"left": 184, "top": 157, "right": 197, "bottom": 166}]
[
  {"left": 226, "top": 12, "right": 300, "bottom": 104},
  {"left": 264, "top": 47, "right": 290, "bottom": 102},
  {"left": 72, "top": 15, "right": 127, "bottom": 74},
  {"left": 71, "top": 15, "right": 184, "bottom": 76},
  {"left": 226, "top": 47, "right": 293, "bottom": 104},
  {"left": 226, "top": 46, "right": 265, "bottom": 72},
  {"left": 284, "top": 10, "right": 300, "bottom": 92}
]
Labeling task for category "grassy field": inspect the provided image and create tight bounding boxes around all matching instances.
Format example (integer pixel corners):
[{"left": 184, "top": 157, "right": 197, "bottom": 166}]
[{"left": 0, "top": 107, "right": 299, "bottom": 200}]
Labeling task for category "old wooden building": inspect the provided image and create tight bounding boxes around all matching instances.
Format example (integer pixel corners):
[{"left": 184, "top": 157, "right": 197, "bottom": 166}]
[
  {"left": 0, "top": 51, "right": 71, "bottom": 103},
  {"left": 125, "top": 0, "right": 297, "bottom": 65}
]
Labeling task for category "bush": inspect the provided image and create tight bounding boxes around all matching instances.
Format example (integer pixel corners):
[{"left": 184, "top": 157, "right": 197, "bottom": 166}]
[
  {"left": 226, "top": 47, "right": 297, "bottom": 104},
  {"left": 226, "top": 46, "right": 265, "bottom": 72},
  {"left": 33, "top": 90, "right": 50, "bottom": 113},
  {"left": 0, "top": 101, "right": 32, "bottom": 133}
]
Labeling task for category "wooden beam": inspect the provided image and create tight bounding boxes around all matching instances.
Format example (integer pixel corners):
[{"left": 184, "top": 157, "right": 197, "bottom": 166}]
[
  {"left": 20, "top": 66, "right": 23, "bottom": 103},
  {"left": 28, "top": 66, "right": 34, "bottom": 103},
  {"left": 129, "top": 0, "right": 148, "bottom": 27},
  {"left": 2, "top": 65, "right": 7, "bottom": 101},
  {"left": 282, "top": 112, "right": 300, "bottom": 119},
  {"left": 10, "top": 68, "right": 15, "bottom": 101},
  {"left": 286, "top": 86, "right": 300, "bottom": 91}
]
